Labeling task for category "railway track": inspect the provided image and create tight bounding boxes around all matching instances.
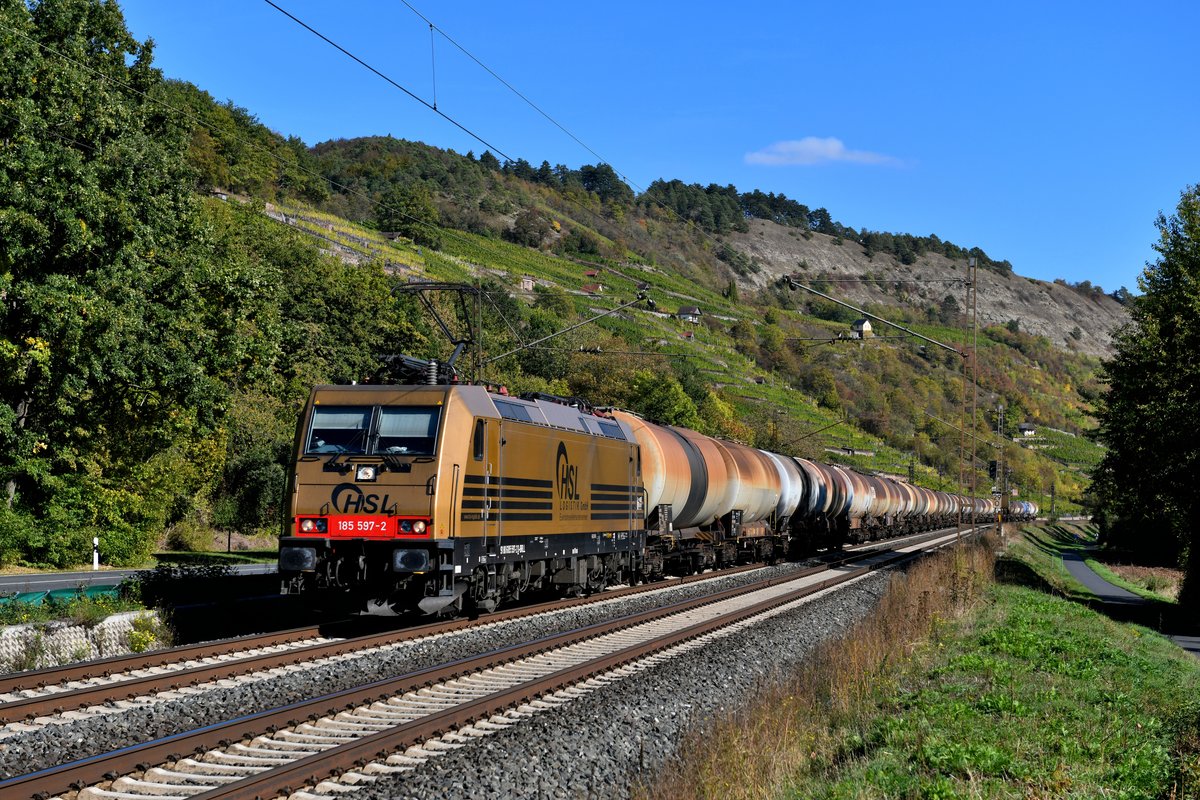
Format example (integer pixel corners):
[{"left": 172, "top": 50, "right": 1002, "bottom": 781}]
[
  {"left": 0, "top": 527, "right": 957, "bottom": 730},
  {"left": 0, "top": 528, "right": 978, "bottom": 800},
  {"left": 0, "top": 564, "right": 767, "bottom": 731}
]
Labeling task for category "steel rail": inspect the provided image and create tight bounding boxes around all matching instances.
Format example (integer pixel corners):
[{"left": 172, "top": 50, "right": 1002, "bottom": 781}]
[
  {"left": 0, "top": 534, "right": 977, "bottom": 800},
  {"left": 198, "top": 561, "right": 895, "bottom": 800},
  {"left": 198, "top": 533, "right": 980, "bottom": 800},
  {"left": 0, "top": 526, "right": 963, "bottom": 724},
  {"left": 0, "top": 564, "right": 766, "bottom": 724}
]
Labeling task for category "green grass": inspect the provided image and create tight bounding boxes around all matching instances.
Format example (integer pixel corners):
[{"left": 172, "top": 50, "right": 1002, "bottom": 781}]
[
  {"left": 0, "top": 591, "right": 142, "bottom": 626},
  {"left": 1085, "top": 557, "right": 1178, "bottom": 604},
  {"left": 793, "top": 584, "right": 1200, "bottom": 799},
  {"left": 1034, "top": 426, "right": 1105, "bottom": 471},
  {"left": 1002, "top": 522, "right": 1099, "bottom": 601},
  {"left": 153, "top": 550, "right": 277, "bottom": 565},
  {"left": 648, "top": 530, "right": 1200, "bottom": 800}
]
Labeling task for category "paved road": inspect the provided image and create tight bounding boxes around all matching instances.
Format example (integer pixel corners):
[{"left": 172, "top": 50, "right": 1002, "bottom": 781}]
[
  {"left": 1062, "top": 553, "right": 1145, "bottom": 605},
  {"left": 1063, "top": 551, "right": 1199, "bottom": 659},
  {"left": 0, "top": 563, "right": 276, "bottom": 594}
]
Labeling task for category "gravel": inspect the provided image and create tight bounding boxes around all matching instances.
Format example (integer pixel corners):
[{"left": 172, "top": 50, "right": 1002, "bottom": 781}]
[
  {"left": 352, "top": 569, "right": 895, "bottom": 800},
  {"left": 0, "top": 561, "right": 897, "bottom": 791}
]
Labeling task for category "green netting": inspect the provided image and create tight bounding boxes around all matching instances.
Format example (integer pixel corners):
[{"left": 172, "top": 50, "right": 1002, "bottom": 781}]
[{"left": 3, "top": 591, "right": 49, "bottom": 606}]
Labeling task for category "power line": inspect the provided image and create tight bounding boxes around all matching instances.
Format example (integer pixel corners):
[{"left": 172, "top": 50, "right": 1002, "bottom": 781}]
[
  {"left": 1, "top": 23, "right": 498, "bottom": 258},
  {"left": 395, "top": 0, "right": 626, "bottom": 185},
  {"left": 261, "top": 0, "right": 512, "bottom": 161},
  {"left": 784, "top": 277, "right": 965, "bottom": 356},
  {"left": 811, "top": 278, "right": 969, "bottom": 284},
  {"left": 260, "top": 1, "right": 762, "bottom": 261}
]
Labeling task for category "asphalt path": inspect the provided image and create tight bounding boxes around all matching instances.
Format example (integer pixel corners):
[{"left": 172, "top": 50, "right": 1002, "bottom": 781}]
[
  {"left": 0, "top": 563, "right": 276, "bottom": 594},
  {"left": 1063, "top": 551, "right": 1199, "bottom": 660},
  {"left": 1062, "top": 552, "right": 1145, "bottom": 605}
]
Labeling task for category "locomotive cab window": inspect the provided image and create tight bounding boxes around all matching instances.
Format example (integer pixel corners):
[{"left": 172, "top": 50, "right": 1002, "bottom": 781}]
[
  {"left": 376, "top": 406, "right": 441, "bottom": 455},
  {"left": 306, "top": 407, "right": 372, "bottom": 454}
]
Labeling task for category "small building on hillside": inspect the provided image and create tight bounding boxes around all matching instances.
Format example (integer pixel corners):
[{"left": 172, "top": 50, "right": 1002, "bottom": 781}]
[
  {"left": 678, "top": 306, "right": 702, "bottom": 324},
  {"left": 1018, "top": 423, "right": 1037, "bottom": 437},
  {"left": 583, "top": 269, "right": 601, "bottom": 278},
  {"left": 519, "top": 275, "right": 536, "bottom": 292},
  {"left": 851, "top": 318, "right": 873, "bottom": 339},
  {"left": 582, "top": 283, "right": 603, "bottom": 295}
]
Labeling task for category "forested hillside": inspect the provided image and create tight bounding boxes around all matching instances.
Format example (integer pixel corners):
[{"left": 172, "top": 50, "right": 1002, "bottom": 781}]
[{"left": 0, "top": 0, "right": 1113, "bottom": 568}]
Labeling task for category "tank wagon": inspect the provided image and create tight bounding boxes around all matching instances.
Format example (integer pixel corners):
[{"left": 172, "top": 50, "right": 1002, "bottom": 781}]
[
  {"left": 279, "top": 383, "right": 1007, "bottom": 615},
  {"left": 1007, "top": 500, "right": 1040, "bottom": 521}
]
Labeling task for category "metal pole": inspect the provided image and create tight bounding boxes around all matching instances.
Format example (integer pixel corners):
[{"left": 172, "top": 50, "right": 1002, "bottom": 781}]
[
  {"left": 964, "top": 256, "right": 974, "bottom": 532},
  {"left": 957, "top": 263, "right": 971, "bottom": 543},
  {"left": 997, "top": 404, "right": 1006, "bottom": 534}
]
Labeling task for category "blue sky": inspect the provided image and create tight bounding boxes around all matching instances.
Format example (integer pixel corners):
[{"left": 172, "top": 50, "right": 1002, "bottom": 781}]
[{"left": 118, "top": 0, "right": 1199, "bottom": 294}]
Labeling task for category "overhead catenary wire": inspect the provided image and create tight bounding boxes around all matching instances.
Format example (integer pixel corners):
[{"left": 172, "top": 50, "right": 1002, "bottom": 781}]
[
  {"left": 261, "top": 0, "right": 512, "bottom": 160},
  {"left": 260, "top": 1, "right": 786, "bottom": 265},
  {"left": 0, "top": 24, "right": 490, "bottom": 257},
  {"left": 263, "top": 0, "right": 974, "bottom": 345},
  {"left": 2, "top": 21, "right": 663, "bottom": 380},
  {"left": 428, "top": 22, "right": 438, "bottom": 110},
  {"left": 785, "top": 277, "right": 966, "bottom": 356},
  {"left": 395, "top": 0, "right": 624, "bottom": 183},
  {"left": 10, "top": 7, "right": 968, "bottom": 399}
]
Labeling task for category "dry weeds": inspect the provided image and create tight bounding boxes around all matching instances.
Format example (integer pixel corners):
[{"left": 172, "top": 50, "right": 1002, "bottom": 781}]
[{"left": 642, "top": 538, "right": 997, "bottom": 800}]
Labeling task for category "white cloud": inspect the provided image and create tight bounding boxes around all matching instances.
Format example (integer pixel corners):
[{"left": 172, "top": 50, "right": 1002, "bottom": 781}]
[{"left": 745, "top": 137, "right": 901, "bottom": 167}]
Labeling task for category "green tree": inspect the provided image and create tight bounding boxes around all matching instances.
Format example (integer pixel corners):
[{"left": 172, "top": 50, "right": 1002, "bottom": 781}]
[
  {"left": 1092, "top": 185, "right": 1200, "bottom": 610},
  {"left": 628, "top": 371, "right": 701, "bottom": 429},
  {"left": 0, "top": 0, "right": 247, "bottom": 565},
  {"left": 506, "top": 208, "right": 551, "bottom": 248},
  {"left": 376, "top": 183, "right": 441, "bottom": 249},
  {"left": 532, "top": 284, "right": 576, "bottom": 319},
  {"left": 724, "top": 278, "right": 739, "bottom": 303}
]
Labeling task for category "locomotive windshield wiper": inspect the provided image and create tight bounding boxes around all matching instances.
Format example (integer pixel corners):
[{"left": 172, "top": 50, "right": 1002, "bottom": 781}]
[
  {"left": 323, "top": 427, "right": 370, "bottom": 473},
  {"left": 323, "top": 448, "right": 352, "bottom": 473}
]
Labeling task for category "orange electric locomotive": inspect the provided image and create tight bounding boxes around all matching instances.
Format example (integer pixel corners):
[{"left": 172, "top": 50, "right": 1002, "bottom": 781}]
[{"left": 279, "top": 384, "right": 646, "bottom": 615}]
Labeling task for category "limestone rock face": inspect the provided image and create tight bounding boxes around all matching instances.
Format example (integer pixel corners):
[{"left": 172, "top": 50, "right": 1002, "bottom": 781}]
[{"left": 731, "top": 219, "right": 1128, "bottom": 358}]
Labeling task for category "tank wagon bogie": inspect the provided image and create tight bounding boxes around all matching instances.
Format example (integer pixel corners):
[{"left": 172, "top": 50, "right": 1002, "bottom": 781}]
[{"left": 279, "top": 383, "right": 1031, "bottom": 615}]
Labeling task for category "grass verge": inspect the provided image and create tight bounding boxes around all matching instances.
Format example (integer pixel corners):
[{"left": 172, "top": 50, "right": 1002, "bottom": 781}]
[
  {"left": 0, "top": 591, "right": 143, "bottom": 626},
  {"left": 1084, "top": 557, "right": 1180, "bottom": 604},
  {"left": 643, "top": 530, "right": 1200, "bottom": 799},
  {"left": 153, "top": 550, "right": 277, "bottom": 565}
]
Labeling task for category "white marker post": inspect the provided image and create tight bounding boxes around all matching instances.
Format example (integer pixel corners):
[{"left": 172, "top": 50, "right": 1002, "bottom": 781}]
[{"left": 93, "top": 537, "right": 99, "bottom": 571}]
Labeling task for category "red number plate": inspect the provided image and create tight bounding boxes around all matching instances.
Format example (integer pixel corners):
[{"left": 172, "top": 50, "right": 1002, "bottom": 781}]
[{"left": 326, "top": 516, "right": 393, "bottom": 537}]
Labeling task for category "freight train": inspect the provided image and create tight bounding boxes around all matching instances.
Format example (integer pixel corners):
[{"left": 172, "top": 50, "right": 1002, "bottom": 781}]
[{"left": 278, "top": 383, "right": 1031, "bottom": 615}]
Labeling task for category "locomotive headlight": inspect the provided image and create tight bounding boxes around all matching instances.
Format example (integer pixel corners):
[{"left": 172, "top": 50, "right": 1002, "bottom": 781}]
[
  {"left": 298, "top": 518, "right": 327, "bottom": 534},
  {"left": 355, "top": 465, "right": 378, "bottom": 482},
  {"left": 412, "top": 519, "right": 427, "bottom": 534},
  {"left": 399, "top": 520, "right": 413, "bottom": 533},
  {"left": 392, "top": 548, "right": 430, "bottom": 572}
]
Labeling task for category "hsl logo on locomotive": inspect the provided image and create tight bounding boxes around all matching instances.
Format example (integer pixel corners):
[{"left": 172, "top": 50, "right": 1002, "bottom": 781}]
[
  {"left": 555, "top": 442, "right": 588, "bottom": 512},
  {"left": 330, "top": 483, "right": 393, "bottom": 514}
]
